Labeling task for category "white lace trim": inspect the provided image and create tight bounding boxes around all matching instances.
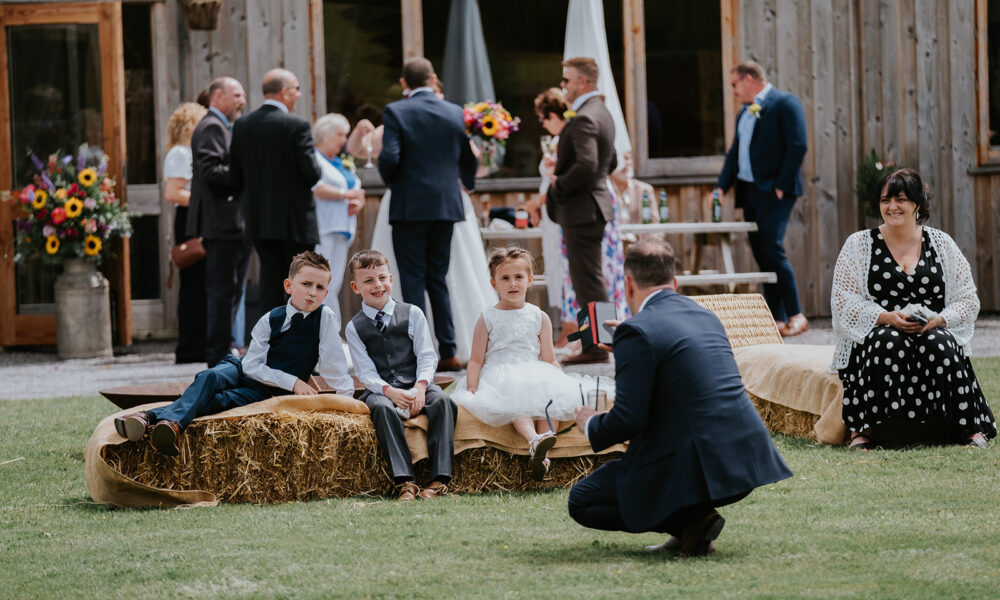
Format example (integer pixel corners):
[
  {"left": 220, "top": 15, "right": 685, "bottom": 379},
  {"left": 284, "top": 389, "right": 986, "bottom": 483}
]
[{"left": 829, "top": 226, "right": 979, "bottom": 371}]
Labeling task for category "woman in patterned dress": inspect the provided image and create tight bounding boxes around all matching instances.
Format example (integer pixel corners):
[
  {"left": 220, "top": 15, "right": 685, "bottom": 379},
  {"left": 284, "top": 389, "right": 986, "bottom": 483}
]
[{"left": 830, "top": 168, "right": 995, "bottom": 449}]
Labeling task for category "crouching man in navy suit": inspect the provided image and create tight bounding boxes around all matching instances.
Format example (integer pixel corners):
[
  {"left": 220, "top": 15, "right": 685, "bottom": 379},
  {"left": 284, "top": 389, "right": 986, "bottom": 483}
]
[
  {"left": 115, "top": 252, "right": 354, "bottom": 455},
  {"left": 569, "top": 240, "right": 793, "bottom": 557}
]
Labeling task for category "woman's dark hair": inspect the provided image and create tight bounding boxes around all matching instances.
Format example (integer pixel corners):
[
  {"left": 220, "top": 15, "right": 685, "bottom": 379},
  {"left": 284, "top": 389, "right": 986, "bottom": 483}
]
[{"left": 875, "top": 168, "right": 931, "bottom": 224}]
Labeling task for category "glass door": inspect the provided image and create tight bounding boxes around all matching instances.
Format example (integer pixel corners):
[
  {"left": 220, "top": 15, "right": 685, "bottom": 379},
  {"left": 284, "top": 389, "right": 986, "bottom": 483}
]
[{"left": 0, "top": 3, "right": 129, "bottom": 346}]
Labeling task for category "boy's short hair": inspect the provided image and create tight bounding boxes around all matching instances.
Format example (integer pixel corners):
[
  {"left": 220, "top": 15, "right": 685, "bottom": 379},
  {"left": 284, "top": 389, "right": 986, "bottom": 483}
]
[
  {"left": 348, "top": 249, "right": 389, "bottom": 277},
  {"left": 487, "top": 245, "right": 534, "bottom": 278},
  {"left": 624, "top": 240, "right": 676, "bottom": 288},
  {"left": 288, "top": 250, "right": 331, "bottom": 279}
]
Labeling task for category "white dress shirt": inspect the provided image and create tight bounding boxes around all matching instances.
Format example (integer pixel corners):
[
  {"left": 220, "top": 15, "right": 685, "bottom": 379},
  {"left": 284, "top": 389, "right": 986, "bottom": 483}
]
[
  {"left": 570, "top": 90, "right": 601, "bottom": 112},
  {"left": 344, "top": 298, "right": 439, "bottom": 395},
  {"left": 241, "top": 301, "right": 354, "bottom": 395},
  {"left": 736, "top": 83, "right": 773, "bottom": 182}
]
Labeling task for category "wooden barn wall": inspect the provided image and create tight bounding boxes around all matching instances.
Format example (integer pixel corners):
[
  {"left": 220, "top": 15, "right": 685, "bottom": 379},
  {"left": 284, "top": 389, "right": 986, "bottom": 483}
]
[{"left": 738, "top": 0, "right": 994, "bottom": 315}]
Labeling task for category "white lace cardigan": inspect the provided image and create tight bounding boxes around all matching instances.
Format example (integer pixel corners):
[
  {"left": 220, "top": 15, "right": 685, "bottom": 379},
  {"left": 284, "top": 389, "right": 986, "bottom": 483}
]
[{"left": 829, "top": 226, "right": 979, "bottom": 371}]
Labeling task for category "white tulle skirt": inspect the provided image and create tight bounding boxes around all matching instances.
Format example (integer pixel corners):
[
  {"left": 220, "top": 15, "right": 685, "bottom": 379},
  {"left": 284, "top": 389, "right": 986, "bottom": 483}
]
[{"left": 452, "top": 360, "right": 615, "bottom": 427}]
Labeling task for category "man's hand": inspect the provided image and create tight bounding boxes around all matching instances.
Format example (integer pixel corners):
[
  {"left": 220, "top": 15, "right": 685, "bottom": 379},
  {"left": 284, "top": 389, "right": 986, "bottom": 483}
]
[
  {"left": 596, "top": 319, "right": 620, "bottom": 352},
  {"left": 293, "top": 379, "right": 318, "bottom": 396},
  {"left": 575, "top": 405, "right": 598, "bottom": 434},
  {"left": 713, "top": 188, "right": 725, "bottom": 206},
  {"left": 348, "top": 197, "right": 366, "bottom": 216},
  {"left": 775, "top": 189, "right": 784, "bottom": 200}
]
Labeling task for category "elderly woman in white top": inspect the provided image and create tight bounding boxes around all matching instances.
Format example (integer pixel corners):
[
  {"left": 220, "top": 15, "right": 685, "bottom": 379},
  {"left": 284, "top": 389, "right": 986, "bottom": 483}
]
[
  {"left": 312, "top": 113, "right": 366, "bottom": 299},
  {"left": 830, "top": 168, "right": 995, "bottom": 449}
]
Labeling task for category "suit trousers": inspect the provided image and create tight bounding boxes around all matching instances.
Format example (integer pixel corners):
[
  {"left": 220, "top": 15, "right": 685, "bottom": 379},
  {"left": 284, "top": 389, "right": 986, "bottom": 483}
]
[
  {"left": 738, "top": 182, "right": 802, "bottom": 322},
  {"left": 150, "top": 355, "right": 273, "bottom": 430},
  {"left": 204, "top": 238, "right": 253, "bottom": 367},
  {"left": 254, "top": 239, "right": 314, "bottom": 324},
  {"left": 568, "top": 459, "right": 749, "bottom": 535},
  {"left": 363, "top": 383, "right": 456, "bottom": 484},
  {"left": 562, "top": 218, "right": 609, "bottom": 309},
  {"left": 391, "top": 220, "right": 457, "bottom": 359}
]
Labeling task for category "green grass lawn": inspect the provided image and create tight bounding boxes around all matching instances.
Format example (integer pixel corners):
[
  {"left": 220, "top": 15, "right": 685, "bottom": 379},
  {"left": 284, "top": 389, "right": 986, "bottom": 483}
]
[{"left": 2, "top": 358, "right": 1000, "bottom": 600}]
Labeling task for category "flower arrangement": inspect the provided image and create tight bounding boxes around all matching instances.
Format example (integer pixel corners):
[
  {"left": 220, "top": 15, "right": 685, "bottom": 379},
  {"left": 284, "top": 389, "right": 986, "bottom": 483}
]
[
  {"left": 855, "top": 149, "right": 906, "bottom": 219},
  {"left": 463, "top": 101, "right": 520, "bottom": 175},
  {"left": 5, "top": 144, "right": 132, "bottom": 264},
  {"left": 463, "top": 101, "right": 520, "bottom": 143}
]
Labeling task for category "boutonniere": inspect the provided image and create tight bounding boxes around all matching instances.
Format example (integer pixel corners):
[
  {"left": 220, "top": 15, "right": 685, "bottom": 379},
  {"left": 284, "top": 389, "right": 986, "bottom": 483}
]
[
  {"left": 563, "top": 109, "right": 577, "bottom": 121},
  {"left": 748, "top": 103, "right": 762, "bottom": 119},
  {"left": 339, "top": 154, "right": 356, "bottom": 174}
]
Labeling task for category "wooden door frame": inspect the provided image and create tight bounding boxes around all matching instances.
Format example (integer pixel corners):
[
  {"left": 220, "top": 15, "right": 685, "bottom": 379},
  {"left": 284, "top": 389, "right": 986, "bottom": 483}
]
[{"left": 0, "top": 1, "right": 131, "bottom": 347}]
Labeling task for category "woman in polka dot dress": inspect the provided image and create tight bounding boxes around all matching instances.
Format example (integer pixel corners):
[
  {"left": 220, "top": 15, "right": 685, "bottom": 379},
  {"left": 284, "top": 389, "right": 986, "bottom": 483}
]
[{"left": 830, "top": 168, "right": 995, "bottom": 449}]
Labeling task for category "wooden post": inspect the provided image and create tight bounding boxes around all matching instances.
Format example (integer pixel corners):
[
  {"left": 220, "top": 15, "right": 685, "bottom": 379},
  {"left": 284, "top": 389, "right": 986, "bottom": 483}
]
[{"left": 401, "top": 0, "right": 423, "bottom": 61}]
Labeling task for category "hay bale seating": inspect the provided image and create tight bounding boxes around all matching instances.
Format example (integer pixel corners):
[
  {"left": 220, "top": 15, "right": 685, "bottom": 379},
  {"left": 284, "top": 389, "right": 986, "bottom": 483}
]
[
  {"left": 86, "top": 293, "right": 842, "bottom": 508},
  {"left": 691, "top": 294, "right": 845, "bottom": 445}
]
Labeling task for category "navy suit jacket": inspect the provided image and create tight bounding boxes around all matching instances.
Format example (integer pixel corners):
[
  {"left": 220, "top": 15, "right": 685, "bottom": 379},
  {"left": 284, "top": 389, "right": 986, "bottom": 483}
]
[
  {"left": 187, "top": 110, "right": 243, "bottom": 241},
  {"left": 588, "top": 289, "right": 793, "bottom": 533},
  {"left": 716, "top": 87, "right": 807, "bottom": 207},
  {"left": 230, "top": 104, "right": 322, "bottom": 245},
  {"left": 377, "top": 90, "right": 477, "bottom": 224}
]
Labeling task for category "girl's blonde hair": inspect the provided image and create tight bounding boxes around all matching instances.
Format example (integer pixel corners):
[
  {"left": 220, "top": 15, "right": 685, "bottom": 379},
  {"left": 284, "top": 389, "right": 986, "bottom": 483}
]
[
  {"left": 487, "top": 245, "right": 534, "bottom": 277},
  {"left": 166, "top": 102, "right": 208, "bottom": 150}
]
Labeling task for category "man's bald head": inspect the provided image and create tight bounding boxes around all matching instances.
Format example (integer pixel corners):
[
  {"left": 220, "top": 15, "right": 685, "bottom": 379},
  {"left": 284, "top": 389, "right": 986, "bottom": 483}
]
[{"left": 262, "top": 68, "right": 301, "bottom": 111}]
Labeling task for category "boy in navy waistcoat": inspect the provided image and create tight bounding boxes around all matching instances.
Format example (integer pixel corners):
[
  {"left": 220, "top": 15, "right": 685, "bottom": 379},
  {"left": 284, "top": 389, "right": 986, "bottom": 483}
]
[
  {"left": 115, "top": 251, "right": 355, "bottom": 455},
  {"left": 344, "top": 250, "right": 456, "bottom": 501}
]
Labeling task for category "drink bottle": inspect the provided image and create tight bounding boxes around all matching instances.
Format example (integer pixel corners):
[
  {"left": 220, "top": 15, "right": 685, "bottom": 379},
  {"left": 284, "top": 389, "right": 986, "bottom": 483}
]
[
  {"left": 712, "top": 189, "right": 722, "bottom": 223},
  {"left": 641, "top": 191, "right": 652, "bottom": 224},
  {"left": 659, "top": 190, "right": 669, "bottom": 222}
]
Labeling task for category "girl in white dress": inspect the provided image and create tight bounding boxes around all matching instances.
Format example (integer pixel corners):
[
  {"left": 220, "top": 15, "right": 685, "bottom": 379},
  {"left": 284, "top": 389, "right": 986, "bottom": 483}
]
[{"left": 452, "top": 247, "right": 615, "bottom": 480}]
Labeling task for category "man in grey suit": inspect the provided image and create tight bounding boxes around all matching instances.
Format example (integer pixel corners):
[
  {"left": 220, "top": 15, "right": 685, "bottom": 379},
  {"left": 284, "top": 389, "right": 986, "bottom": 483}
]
[
  {"left": 546, "top": 57, "right": 617, "bottom": 364},
  {"left": 187, "top": 76, "right": 250, "bottom": 367},
  {"left": 570, "top": 240, "right": 792, "bottom": 557}
]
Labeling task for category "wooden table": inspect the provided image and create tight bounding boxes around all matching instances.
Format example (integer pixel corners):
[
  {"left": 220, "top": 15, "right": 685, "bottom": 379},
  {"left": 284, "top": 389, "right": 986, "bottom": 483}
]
[{"left": 481, "top": 221, "right": 776, "bottom": 291}]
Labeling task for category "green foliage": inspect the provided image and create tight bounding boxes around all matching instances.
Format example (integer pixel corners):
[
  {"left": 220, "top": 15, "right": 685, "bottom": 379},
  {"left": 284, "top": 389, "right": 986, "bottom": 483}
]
[
  {"left": 2, "top": 359, "right": 999, "bottom": 599},
  {"left": 855, "top": 149, "right": 906, "bottom": 219}
]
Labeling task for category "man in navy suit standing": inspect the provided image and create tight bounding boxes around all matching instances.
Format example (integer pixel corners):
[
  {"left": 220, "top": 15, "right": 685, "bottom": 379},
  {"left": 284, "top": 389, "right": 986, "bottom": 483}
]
[
  {"left": 716, "top": 61, "right": 809, "bottom": 337},
  {"left": 378, "top": 57, "right": 477, "bottom": 371},
  {"left": 569, "top": 240, "right": 792, "bottom": 557},
  {"left": 230, "top": 68, "right": 322, "bottom": 324}
]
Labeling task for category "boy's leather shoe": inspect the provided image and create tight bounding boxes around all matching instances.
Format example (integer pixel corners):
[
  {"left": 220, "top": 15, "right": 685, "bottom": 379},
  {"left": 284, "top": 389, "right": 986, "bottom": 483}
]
[
  {"left": 417, "top": 481, "right": 448, "bottom": 499},
  {"left": 114, "top": 411, "right": 154, "bottom": 441},
  {"left": 396, "top": 481, "right": 419, "bottom": 501},
  {"left": 151, "top": 420, "right": 182, "bottom": 456}
]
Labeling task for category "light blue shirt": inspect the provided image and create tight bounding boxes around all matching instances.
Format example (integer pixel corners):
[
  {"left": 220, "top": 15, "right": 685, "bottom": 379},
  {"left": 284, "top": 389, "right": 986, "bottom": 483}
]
[
  {"left": 736, "top": 83, "right": 773, "bottom": 183},
  {"left": 263, "top": 99, "right": 289, "bottom": 114},
  {"left": 208, "top": 106, "right": 231, "bottom": 128},
  {"left": 571, "top": 90, "right": 600, "bottom": 112}
]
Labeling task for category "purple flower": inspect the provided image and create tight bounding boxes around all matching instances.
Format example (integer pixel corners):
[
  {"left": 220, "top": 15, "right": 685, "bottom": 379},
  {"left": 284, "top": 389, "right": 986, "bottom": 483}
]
[
  {"left": 30, "top": 154, "right": 44, "bottom": 171},
  {"left": 77, "top": 152, "right": 86, "bottom": 171},
  {"left": 84, "top": 198, "right": 96, "bottom": 209},
  {"left": 41, "top": 174, "right": 54, "bottom": 191},
  {"left": 43, "top": 224, "right": 55, "bottom": 237},
  {"left": 63, "top": 155, "right": 73, "bottom": 165},
  {"left": 96, "top": 158, "right": 107, "bottom": 178}
]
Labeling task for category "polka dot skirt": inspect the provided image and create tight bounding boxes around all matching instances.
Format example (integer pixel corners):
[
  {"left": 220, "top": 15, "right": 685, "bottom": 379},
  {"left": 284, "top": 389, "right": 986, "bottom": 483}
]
[{"left": 839, "top": 229, "right": 996, "bottom": 438}]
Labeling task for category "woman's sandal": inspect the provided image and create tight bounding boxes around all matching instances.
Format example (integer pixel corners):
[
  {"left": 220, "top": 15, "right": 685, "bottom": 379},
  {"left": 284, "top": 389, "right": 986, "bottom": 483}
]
[
  {"left": 528, "top": 432, "right": 557, "bottom": 481},
  {"left": 966, "top": 433, "right": 989, "bottom": 449},
  {"left": 849, "top": 432, "right": 873, "bottom": 450}
]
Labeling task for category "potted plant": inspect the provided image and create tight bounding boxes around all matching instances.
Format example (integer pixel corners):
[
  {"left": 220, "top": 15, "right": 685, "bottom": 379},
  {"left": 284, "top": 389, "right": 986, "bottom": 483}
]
[
  {"left": 854, "top": 149, "right": 905, "bottom": 223},
  {"left": 179, "top": 0, "right": 224, "bottom": 31},
  {"left": 5, "top": 145, "right": 132, "bottom": 358}
]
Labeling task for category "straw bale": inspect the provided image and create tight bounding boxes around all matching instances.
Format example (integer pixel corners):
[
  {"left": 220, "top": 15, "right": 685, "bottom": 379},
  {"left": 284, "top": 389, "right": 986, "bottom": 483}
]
[
  {"left": 748, "top": 392, "right": 818, "bottom": 440},
  {"left": 103, "top": 411, "right": 621, "bottom": 503}
]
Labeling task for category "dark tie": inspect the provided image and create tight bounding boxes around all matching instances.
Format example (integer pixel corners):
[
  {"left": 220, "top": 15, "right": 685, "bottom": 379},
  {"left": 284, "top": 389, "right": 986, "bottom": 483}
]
[
  {"left": 375, "top": 311, "right": 387, "bottom": 332},
  {"left": 290, "top": 312, "right": 304, "bottom": 328}
]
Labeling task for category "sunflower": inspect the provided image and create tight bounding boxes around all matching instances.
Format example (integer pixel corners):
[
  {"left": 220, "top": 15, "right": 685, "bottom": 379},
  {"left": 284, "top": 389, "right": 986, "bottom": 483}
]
[
  {"left": 78, "top": 168, "right": 98, "bottom": 187},
  {"left": 481, "top": 116, "right": 499, "bottom": 137},
  {"left": 65, "top": 197, "right": 84, "bottom": 219},
  {"left": 84, "top": 235, "right": 102, "bottom": 256},
  {"left": 30, "top": 189, "right": 48, "bottom": 210},
  {"left": 45, "top": 235, "right": 60, "bottom": 255}
]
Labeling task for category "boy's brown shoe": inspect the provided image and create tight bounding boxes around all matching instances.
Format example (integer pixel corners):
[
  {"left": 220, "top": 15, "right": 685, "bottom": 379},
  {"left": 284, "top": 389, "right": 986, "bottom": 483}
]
[
  {"left": 396, "top": 481, "right": 419, "bottom": 501},
  {"left": 151, "top": 420, "right": 182, "bottom": 456},
  {"left": 417, "top": 481, "right": 448, "bottom": 499},
  {"left": 114, "top": 411, "right": 154, "bottom": 441}
]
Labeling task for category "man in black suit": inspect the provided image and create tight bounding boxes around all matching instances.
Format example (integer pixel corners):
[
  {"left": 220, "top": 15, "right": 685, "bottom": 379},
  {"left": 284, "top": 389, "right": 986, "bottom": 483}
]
[
  {"left": 230, "top": 68, "right": 322, "bottom": 322},
  {"left": 569, "top": 240, "right": 793, "bottom": 557},
  {"left": 547, "top": 57, "right": 617, "bottom": 364},
  {"left": 187, "top": 76, "right": 251, "bottom": 367},
  {"left": 716, "top": 60, "right": 809, "bottom": 337},
  {"left": 378, "top": 57, "right": 477, "bottom": 371}
]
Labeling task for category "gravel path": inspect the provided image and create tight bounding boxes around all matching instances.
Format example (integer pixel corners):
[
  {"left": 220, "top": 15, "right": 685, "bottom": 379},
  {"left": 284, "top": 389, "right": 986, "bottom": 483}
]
[{"left": 3, "top": 315, "right": 998, "bottom": 401}]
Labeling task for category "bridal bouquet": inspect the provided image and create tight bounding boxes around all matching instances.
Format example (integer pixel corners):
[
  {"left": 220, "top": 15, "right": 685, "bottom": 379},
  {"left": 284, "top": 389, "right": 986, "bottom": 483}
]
[
  {"left": 5, "top": 144, "right": 132, "bottom": 264},
  {"left": 464, "top": 101, "right": 521, "bottom": 175}
]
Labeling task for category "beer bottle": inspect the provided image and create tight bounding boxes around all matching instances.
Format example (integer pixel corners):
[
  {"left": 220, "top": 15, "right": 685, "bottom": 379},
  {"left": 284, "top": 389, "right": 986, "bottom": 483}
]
[
  {"left": 712, "top": 189, "right": 722, "bottom": 222},
  {"left": 658, "top": 190, "right": 669, "bottom": 222},
  {"left": 641, "top": 191, "right": 652, "bottom": 224}
]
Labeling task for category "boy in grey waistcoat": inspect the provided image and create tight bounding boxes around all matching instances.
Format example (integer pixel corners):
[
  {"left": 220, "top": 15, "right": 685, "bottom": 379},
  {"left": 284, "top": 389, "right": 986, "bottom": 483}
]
[{"left": 344, "top": 250, "right": 456, "bottom": 501}]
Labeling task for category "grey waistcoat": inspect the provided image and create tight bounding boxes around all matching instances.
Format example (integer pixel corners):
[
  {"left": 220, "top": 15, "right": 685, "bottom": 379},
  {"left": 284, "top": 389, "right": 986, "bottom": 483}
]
[{"left": 351, "top": 302, "right": 418, "bottom": 389}]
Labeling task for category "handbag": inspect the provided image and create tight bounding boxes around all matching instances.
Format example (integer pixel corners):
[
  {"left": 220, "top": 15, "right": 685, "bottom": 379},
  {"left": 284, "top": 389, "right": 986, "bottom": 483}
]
[{"left": 170, "top": 237, "right": 205, "bottom": 269}]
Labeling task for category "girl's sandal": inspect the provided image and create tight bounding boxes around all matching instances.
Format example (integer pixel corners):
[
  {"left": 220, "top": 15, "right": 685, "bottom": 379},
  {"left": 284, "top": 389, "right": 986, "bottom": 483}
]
[
  {"left": 966, "top": 433, "right": 988, "bottom": 449},
  {"left": 528, "top": 432, "right": 557, "bottom": 481},
  {"left": 849, "top": 432, "right": 873, "bottom": 450}
]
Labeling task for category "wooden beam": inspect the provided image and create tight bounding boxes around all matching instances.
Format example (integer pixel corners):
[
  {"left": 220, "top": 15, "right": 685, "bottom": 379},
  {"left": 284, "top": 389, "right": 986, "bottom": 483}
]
[
  {"left": 401, "top": 0, "right": 423, "bottom": 61},
  {"left": 625, "top": 0, "right": 648, "bottom": 176},
  {"left": 308, "top": 0, "right": 327, "bottom": 121},
  {"left": 0, "top": 10, "right": 13, "bottom": 345},
  {"left": 974, "top": 0, "right": 993, "bottom": 165}
]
